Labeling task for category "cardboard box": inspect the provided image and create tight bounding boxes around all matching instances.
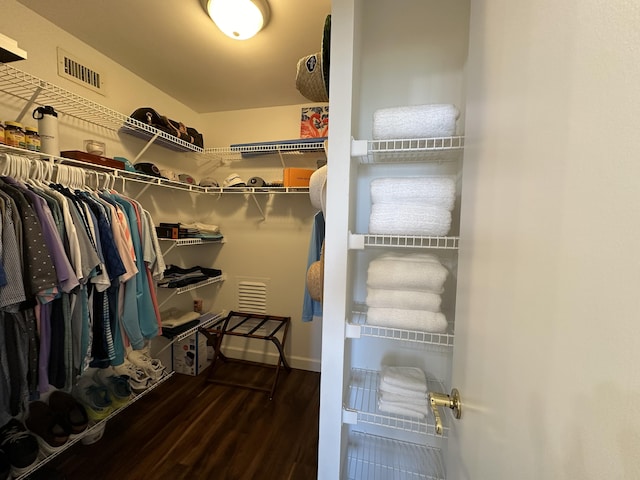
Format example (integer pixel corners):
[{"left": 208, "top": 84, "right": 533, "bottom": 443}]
[
  {"left": 283, "top": 168, "right": 315, "bottom": 187},
  {"left": 172, "top": 331, "right": 212, "bottom": 376}
]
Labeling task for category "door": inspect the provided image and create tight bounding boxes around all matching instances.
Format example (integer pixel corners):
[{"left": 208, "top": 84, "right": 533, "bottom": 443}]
[{"left": 447, "top": 1, "right": 640, "bottom": 478}]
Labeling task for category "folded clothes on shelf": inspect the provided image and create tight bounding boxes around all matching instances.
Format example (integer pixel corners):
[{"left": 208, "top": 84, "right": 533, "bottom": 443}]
[{"left": 158, "top": 265, "right": 222, "bottom": 288}]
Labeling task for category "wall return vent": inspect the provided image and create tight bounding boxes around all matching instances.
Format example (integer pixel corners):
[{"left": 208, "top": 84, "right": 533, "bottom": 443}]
[
  {"left": 57, "top": 48, "right": 104, "bottom": 95},
  {"left": 237, "top": 279, "right": 268, "bottom": 314}
]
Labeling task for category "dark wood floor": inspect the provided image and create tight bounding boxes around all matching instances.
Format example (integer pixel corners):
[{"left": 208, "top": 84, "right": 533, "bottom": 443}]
[{"left": 40, "top": 364, "right": 320, "bottom": 480}]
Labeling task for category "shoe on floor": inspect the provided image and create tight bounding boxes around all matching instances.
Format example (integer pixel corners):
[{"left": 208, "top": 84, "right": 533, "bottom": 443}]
[
  {"left": 72, "top": 376, "right": 114, "bottom": 423},
  {"left": 0, "top": 418, "right": 40, "bottom": 476},
  {"left": 0, "top": 448, "right": 10, "bottom": 480},
  {"left": 93, "top": 367, "right": 132, "bottom": 408},
  {"left": 127, "top": 349, "right": 166, "bottom": 382},
  {"left": 113, "top": 359, "right": 152, "bottom": 393},
  {"left": 25, "top": 401, "right": 71, "bottom": 456},
  {"left": 48, "top": 391, "right": 89, "bottom": 435}
]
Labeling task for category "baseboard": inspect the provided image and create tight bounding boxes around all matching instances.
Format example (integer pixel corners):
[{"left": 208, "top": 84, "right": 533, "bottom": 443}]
[{"left": 221, "top": 345, "right": 321, "bottom": 372}]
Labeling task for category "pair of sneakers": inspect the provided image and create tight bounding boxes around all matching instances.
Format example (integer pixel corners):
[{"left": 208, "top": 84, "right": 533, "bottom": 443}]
[
  {"left": 0, "top": 418, "right": 39, "bottom": 478},
  {"left": 126, "top": 348, "right": 166, "bottom": 385}
]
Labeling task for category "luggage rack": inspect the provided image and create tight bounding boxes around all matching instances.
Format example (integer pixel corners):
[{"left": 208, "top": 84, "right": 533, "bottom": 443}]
[{"left": 198, "top": 311, "right": 291, "bottom": 400}]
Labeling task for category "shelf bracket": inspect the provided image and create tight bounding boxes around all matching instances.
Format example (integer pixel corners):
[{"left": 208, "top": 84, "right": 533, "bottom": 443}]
[
  {"left": 16, "top": 86, "right": 42, "bottom": 124},
  {"left": 132, "top": 132, "right": 160, "bottom": 164},
  {"left": 348, "top": 232, "right": 365, "bottom": 250},
  {"left": 250, "top": 193, "right": 266, "bottom": 221}
]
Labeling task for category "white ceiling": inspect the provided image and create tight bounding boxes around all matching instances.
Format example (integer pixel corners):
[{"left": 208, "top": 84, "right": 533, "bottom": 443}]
[{"left": 17, "top": 0, "right": 331, "bottom": 113}]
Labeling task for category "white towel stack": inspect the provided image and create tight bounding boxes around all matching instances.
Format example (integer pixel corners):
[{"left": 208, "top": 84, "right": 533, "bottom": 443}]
[
  {"left": 377, "top": 366, "right": 429, "bottom": 419},
  {"left": 366, "top": 252, "right": 448, "bottom": 333},
  {"left": 369, "top": 176, "right": 456, "bottom": 236},
  {"left": 372, "top": 104, "right": 460, "bottom": 140}
]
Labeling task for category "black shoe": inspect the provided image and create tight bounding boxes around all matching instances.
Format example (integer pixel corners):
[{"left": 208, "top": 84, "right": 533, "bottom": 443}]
[
  {"left": 0, "top": 418, "right": 39, "bottom": 476},
  {"left": 0, "top": 449, "right": 9, "bottom": 480}
]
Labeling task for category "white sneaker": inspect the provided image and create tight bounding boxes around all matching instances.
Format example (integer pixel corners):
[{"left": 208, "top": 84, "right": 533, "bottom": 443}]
[
  {"left": 127, "top": 350, "right": 166, "bottom": 382},
  {"left": 112, "top": 360, "right": 152, "bottom": 393}
]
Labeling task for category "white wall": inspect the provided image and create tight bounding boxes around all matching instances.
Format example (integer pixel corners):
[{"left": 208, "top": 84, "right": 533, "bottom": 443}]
[{"left": 0, "top": 1, "right": 324, "bottom": 371}]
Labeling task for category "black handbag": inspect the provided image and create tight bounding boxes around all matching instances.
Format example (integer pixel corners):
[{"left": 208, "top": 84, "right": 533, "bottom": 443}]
[{"left": 129, "top": 107, "right": 204, "bottom": 148}]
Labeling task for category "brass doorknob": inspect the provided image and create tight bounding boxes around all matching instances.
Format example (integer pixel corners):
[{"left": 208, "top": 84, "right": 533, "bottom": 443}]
[{"left": 428, "top": 388, "right": 461, "bottom": 435}]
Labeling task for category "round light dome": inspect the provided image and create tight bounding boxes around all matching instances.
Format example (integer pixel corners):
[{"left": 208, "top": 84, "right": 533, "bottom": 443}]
[{"left": 206, "top": 0, "right": 270, "bottom": 40}]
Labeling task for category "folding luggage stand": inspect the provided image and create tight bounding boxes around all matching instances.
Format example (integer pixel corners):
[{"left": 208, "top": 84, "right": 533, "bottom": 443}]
[{"left": 198, "top": 311, "right": 291, "bottom": 400}]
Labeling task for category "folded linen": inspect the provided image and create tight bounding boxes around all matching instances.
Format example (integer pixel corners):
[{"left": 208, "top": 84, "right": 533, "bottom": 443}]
[
  {"left": 370, "top": 176, "right": 456, "bottom": 211},
  {"left": 161, "top": 310, "right": 201, "bottom": 328},
  {"left": 367, "top": 307, "right": 448, "bottom": 333},
  {"left": 372, "top": 104, "right": 460, "bottom": 140},
  {"left": 379, "top": 390, "right": 429, "bottom": 405},
  {"left": 378, "top": 398, "right": 426, "bottom": 419},
  {"left": 369, "top": 203, "right": 452, "bottom": 236},
  {"left": 367, "top": 253, "right": 448, "bottom": 291},
  {"left": 366, "top": 287, "right": 442, "bottom": 311},
  {"left": 380, "top": 366, "right": 427, "bottom": 393}
]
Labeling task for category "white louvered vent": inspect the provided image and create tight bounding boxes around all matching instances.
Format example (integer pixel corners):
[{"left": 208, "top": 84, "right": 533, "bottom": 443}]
[
  {"left": 57, "top": 48, "right": 104, "bottom": 95},
  {"left": 237, "top": 280, "right": 268, "bottom": 314}
]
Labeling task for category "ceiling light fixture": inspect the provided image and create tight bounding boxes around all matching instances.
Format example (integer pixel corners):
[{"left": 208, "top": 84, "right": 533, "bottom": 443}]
[{"left": 203, "top": 0, "right": 270, "bottom": 40}]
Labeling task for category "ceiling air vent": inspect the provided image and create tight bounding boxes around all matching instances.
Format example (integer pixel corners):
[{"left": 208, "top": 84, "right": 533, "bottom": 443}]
[
  {"left": 57, "top": 48, "right": 104, "bottom": 95},
  {"left": 237, "top": 279, "right": 268, "bottom": 314}
]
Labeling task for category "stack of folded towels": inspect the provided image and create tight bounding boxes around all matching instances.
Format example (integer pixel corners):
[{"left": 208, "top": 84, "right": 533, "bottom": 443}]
[
  {"left": 372, "top": 104, "right": 460, "bottom": 140},
  {"left": 377, "top": 365, "right": 429, "bottom": 419},
  {"left": 369, "top": 176, "right": 456, "bottom": 236},
  {"left": 366, "top": 252, "right": 448, "bottom": 333}
]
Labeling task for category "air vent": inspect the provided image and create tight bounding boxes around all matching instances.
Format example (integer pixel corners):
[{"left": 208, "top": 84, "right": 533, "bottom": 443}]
[
  {"left": 237, "top": 279, "right": 268, "bottom": 314},
  {"left": 57, "top": 48, "right": 104, "bottom": 95}
]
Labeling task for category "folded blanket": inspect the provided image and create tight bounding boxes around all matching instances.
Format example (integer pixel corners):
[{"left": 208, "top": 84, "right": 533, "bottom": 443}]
[
  {"left": 367, "top": 307, "right": 448, "bottom": 333},
  {"left": 370, "top": 176, "right": 456, "bottom": 211},
  {"left": 366, "top": 287, "right": 442, "bottom": 311},
  {"left": 378, "top": 398, "right": 426, "bottom": 419},
  {"left": 369, "top": 203, "right": 452, "bottom": 236},
  {"left": 380, "top": 366, "right": 427, "bottom": 393},
  {"left": 372, "top": 104, "right": 460, "bottom": 140},
  {"left": 367, "top": 253, "right": 448, "bottom": 291}
]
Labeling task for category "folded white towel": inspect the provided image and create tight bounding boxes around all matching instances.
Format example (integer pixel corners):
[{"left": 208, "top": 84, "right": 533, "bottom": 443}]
[
  {"left": 370, "top": 176, "right": 457, "bottom": 211},
  {"left": 379, "top": 379, "right": 428, "bottom": 398},
  {"left": 379, "top": 390, "right": 429, "bottom": 406},
  {"left": 367, "top": 307, "right": 448, "bottom": 333},
  {"left": 161, "top": 311, "right": 200, "bottom": 328},
  {"left": 372, "top": 104, "right": 460, "bottom": 140},
  {"left": 378, "top": 398, "right": 426, "bottom": 419},
  {"left": 380, "top": 366, "right": 427, "bottom": 393},
  {"left": 369, "top": 203, "right": 452, "bottom": 236},
  {"left": 367, "top": 253, "right": 448, "bottom": 291},
  {"left": 366, "top": 287, "right": 442, "bottom": 311}
]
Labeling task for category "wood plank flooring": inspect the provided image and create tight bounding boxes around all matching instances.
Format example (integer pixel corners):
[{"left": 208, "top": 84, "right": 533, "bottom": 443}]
[{"left": 42, "top": 365, "right": 320, "bottom": 480}]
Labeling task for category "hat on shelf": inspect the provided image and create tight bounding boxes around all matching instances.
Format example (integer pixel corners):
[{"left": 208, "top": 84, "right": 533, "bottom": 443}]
[
  {"left": 178, "top": 173, "right": 195, "bottom": 185},
  {"left": 248, "top": 176, "right": 266, "bottom": 187},
  {"left": 296, "top": 14, "right": 331, "bottom": 103},
  {"left": 222, "top": 173, "right": 246, "bottom": 187},
  {"left": 159, "top": 168, "right": 178, "bottom": 181},
  {"left": 134, "top": 162, "right": 163, "bottom": 178},
  {"left": 199, "top": 177, "right": 219, "bottom": 187}
]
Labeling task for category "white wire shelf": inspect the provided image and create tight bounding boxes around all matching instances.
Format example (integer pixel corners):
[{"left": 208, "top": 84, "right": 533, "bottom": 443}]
[
  {"left": 344, "top": 369, "right": 447, "bottom": 438},
  {"left": 352, "top": 137, "right": 464, "bottom": 164},
  {"left": 347, "top": 311, "right": 454, "bottom": 348},
  {"left": 349, "top": 232, "right": 459, "bottom": 250},
  {"left": 344, "top": 431, "right": 446, "bottom": 480},
  {"left": 0, "top": 63, "right": 202, "bottom": 152},
  {"left": 15, "top": 370, "right": 175, "bottom": 480},
  {"left": 204, "top": 141, "right": 326, "bottom": 162},
  {"left": 158, "top": 274, "right": 226, "bottom": 296},
  {"left": 158, "top": 237, "right": 224, "bottom": 247}
]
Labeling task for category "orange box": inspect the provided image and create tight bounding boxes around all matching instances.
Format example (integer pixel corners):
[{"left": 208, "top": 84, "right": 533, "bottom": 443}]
[{"left": 283, "top": 168, "right": 315, "bottom": 187}]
